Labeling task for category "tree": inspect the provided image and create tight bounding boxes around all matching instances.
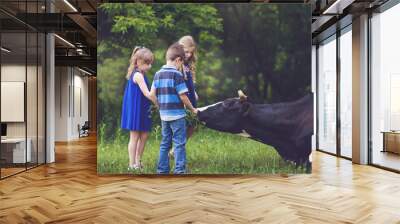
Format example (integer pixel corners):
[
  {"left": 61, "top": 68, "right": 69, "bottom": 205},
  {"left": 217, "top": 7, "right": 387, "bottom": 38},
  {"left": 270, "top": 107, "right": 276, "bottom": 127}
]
[{"left": 217, "top": 4, "right": 311, "bottom": 103}]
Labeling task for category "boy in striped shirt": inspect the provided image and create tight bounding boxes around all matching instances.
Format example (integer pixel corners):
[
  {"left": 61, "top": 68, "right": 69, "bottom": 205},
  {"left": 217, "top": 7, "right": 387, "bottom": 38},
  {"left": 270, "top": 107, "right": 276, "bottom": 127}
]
[{"left": 151, "top": 43, "right": 197, "bottom": 174}]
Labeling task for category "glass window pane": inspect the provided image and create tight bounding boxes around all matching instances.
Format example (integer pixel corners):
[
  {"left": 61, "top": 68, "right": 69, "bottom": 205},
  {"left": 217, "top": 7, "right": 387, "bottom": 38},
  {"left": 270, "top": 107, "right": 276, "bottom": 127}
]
[
  {"left": 26, "top": 0, "right": 39, "bottom": 169},
  {"left": 38, "top": 32, "right": 45, "bottom": 165},
  {"left": 340, "top": 28, "right": 352, "bottom": 158},
  {"left": 1, "top": 30, "right": 27, "bottom": 177},
  {"left": 27, "top": 31, "right": 38, "bottom": 169},
  {"left": 318, "top": 36, "right": 337, "bottom": 154},
  {"left": 1, "top": 0, "right": 46, "bottom": 179}
]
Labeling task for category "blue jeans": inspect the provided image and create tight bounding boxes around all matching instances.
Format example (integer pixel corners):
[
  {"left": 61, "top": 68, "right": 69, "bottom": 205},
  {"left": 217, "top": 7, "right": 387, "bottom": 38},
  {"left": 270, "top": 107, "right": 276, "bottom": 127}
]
[{"left": 157, "top": 118, "right": 187, "bottom": 174}]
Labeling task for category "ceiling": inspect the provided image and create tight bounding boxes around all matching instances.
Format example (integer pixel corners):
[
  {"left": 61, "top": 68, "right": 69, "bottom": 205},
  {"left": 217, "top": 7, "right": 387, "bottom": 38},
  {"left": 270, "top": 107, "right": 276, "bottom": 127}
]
[
  {"left": 0, "top": 0, "right": 98, "bottom": 75},
  {"left": 311, "top": 0, "right": 390, "bottom": 42}
]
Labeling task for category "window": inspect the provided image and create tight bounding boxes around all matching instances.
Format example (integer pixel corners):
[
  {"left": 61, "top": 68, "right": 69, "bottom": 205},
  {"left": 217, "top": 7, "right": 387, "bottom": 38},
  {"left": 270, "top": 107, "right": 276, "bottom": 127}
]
[
  {"left": 339, "top": 27, "right": 352, "bottom": 158},
  {"left": 370, "top": 3, "right": 400, "bottom": 171},
  {"left": 317, "top": 35, "right": 337, "bottom": 154}
]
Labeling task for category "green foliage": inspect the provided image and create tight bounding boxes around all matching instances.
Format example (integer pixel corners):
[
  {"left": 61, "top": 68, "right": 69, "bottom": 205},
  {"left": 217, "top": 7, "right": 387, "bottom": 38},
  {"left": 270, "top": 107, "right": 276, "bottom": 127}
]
[
  {"left": 99, "top": 3, "right": 222, "bottom": 49},
  {"left": 97, "top": 57, "right": 127, "bottom": 138},
  {"left": 98, "top": 3, "right": 224, "bottom": 133}
]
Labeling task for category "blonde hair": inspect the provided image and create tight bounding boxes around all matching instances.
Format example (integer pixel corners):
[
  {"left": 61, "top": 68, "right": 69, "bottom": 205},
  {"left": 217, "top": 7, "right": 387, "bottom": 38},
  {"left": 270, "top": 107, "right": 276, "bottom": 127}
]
[
  {"left": 178, "top": 35, "right": 197, "bottom": 82},
  {"left": 126, "top": 47, "right": 154, "bottom": 80}
]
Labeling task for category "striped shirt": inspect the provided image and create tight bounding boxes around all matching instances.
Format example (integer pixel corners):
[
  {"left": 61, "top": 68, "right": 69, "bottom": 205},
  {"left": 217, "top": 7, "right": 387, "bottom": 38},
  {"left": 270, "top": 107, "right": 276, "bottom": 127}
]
[{"left": 152, "top": 65, "right": 188, "bottom": 121}]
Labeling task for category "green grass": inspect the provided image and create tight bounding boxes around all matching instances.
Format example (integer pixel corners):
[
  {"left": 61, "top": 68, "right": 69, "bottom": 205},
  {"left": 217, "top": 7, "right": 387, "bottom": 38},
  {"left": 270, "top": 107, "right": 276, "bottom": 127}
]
[{"left": 97, "top": 127, "right": 307, "bottom": 174}]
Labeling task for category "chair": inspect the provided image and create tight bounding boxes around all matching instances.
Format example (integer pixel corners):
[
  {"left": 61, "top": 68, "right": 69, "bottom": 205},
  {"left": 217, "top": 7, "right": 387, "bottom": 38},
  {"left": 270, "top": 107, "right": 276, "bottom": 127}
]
[{"left": 78, "top": 121, "right": 90, "bottom": 138}]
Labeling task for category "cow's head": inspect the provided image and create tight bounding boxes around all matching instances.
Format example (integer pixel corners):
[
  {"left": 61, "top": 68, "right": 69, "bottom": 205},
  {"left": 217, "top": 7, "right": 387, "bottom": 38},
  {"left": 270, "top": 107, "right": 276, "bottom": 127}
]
[{"left": 197, "top": 90, "right": 251, "bottom": 133}]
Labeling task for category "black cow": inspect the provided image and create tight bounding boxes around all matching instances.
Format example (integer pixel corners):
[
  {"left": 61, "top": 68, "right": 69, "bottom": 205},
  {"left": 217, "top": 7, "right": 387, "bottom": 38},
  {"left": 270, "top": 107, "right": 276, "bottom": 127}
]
[{"left": 197, "top": 91, "right": 313, "bottom": 171}]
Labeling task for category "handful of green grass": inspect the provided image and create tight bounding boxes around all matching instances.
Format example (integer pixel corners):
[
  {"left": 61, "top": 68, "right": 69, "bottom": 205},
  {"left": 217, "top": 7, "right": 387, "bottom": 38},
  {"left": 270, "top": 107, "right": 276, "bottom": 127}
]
[{"left": 185, "top": 110, "right": 201, "bottom": 127}]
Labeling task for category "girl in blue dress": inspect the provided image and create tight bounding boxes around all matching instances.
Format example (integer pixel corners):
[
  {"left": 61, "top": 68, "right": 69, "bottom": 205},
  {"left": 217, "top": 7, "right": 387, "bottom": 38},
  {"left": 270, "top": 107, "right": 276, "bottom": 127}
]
[{"left": 121, "top": 46, "right": 157, "bottom": 171}]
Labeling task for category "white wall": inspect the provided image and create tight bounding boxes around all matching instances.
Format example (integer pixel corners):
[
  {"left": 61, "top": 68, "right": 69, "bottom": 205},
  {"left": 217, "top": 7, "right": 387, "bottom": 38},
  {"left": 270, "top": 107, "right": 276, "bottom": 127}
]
[
  {"left": 72, "top": 72, "right": 89, "bottom": 138},
  {"left": 1, "top": 65, "right": 41, "bottom": 137},
  {"left": 1, "top": 65, "right": 27, "bottom": 140},
  {"left": 1, "top": 65, "right": 26, "bottom": 128},
  {"left": 55, "top": 66, "right": 69, "bottom": 141},
  {"left": 54, "top": 66, "right": 89, "bottom": 141}
]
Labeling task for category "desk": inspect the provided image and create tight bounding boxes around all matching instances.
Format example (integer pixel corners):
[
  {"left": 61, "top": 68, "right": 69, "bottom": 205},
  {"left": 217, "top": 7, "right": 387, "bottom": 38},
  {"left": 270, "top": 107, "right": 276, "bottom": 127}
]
[
  {"left": 1, "top": 138, "right": 31, "bottom": 163},
  {"left": 382, "top": 131, "right": 400, "bottom": 154}
]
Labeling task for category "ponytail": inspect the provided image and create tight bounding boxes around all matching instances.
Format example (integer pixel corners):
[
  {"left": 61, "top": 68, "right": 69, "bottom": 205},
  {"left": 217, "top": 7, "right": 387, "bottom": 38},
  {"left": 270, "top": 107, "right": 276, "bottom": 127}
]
[{"left": 126, "top": 46, "right": 141, "bottom": 80}]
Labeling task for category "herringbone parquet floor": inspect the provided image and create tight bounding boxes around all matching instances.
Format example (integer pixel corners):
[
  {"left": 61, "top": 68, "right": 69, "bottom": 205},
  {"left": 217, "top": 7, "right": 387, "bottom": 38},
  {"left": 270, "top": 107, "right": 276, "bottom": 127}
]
[{"left": 1, "top": 135, "right": 400, "bottom": 224}]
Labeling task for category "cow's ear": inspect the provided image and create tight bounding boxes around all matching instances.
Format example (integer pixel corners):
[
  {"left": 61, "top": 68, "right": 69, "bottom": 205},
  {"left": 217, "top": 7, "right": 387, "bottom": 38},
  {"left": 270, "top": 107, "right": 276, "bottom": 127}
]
[{"left": 238, "top": 90, "right": 248, "bottom": 102}]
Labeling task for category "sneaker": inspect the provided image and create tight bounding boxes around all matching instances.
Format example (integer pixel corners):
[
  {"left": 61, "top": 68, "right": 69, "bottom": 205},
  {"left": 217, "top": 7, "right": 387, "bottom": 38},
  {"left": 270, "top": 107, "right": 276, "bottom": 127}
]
[
  {"left": 127, "top": 164, "right": 139, "bottom": 172},
  {"left": 127, "top": 166, "right": 135, "bottom": 172}
]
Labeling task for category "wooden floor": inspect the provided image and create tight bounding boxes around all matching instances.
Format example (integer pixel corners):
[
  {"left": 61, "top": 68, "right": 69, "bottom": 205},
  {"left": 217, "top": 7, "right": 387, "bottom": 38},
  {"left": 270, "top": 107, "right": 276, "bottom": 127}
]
[
  {"left": 1, "top": 167, "right": 26, "bottom": 178},
  {"left": 1, "top": 135, "right": 400, "bottom": 223}
]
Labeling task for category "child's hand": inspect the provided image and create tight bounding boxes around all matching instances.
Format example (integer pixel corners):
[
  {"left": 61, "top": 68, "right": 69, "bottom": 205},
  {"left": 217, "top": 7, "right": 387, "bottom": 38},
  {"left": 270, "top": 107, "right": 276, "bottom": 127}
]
[
  {"left": 191, "top": 108, "right": 198, "bottom": 115},
  {"left": 185, "top": 109, "right": 200, "bottom": 127}
]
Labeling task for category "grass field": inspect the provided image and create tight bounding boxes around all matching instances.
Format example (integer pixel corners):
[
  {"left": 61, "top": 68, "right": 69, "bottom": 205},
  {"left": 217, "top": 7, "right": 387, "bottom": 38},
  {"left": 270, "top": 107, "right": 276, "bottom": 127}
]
[{"left": 97, "top": 126, "right": 308, "bottom": 174}]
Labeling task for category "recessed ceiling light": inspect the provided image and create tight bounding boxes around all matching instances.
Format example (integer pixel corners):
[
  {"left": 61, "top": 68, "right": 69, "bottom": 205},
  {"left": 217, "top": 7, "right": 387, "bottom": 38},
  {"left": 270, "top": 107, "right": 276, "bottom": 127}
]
[
  {"left": 322, "top": 0, "right": 354, "bottom": 15},
  {"left": 63, "top": 0, "right": 78, "bottom": 12},
  {"left": 54, "top": 34, "right": 75, "bottom": 48},
  {"left": 78, "top": 67, "right": 93, "bottom": 76},
  {"left": 1, "top": 47, "right": 11, "bottom": 53}
]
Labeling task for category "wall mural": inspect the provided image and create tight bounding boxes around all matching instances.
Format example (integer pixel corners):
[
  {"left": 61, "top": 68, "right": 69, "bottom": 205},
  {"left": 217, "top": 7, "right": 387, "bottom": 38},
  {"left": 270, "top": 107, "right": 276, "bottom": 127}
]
[{"left": 97, "top": 3, "right": 313, "bottom": 174}]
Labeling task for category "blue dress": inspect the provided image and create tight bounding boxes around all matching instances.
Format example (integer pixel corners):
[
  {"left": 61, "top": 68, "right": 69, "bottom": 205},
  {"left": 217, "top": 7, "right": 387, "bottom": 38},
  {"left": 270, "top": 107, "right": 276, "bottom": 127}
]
[
  {"left": 120, "top": 70, "right": 152, "bottom": 132},
  {"left": 183, "top": 64, "right": 197, "bottom": 108}
]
